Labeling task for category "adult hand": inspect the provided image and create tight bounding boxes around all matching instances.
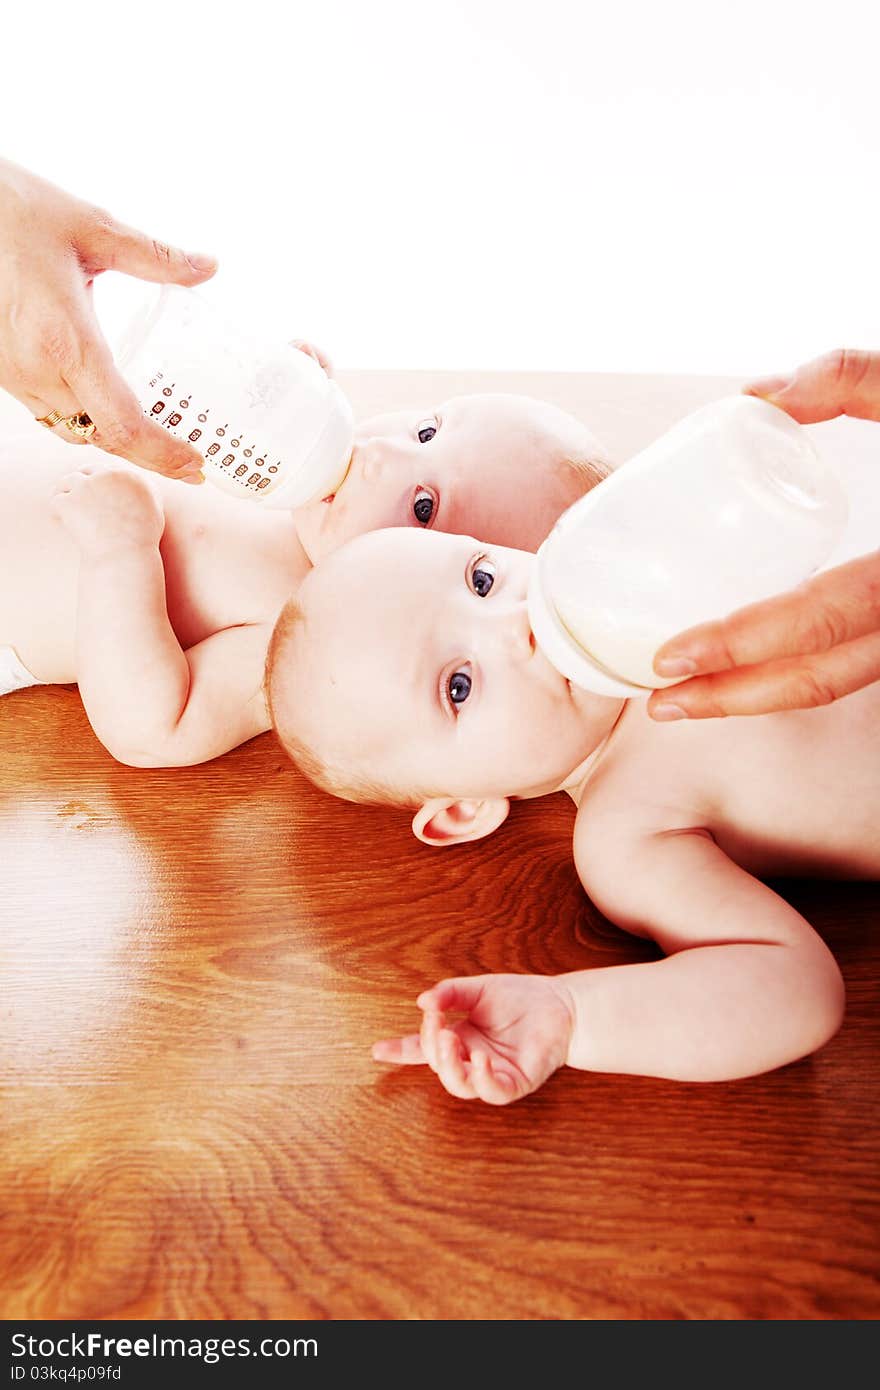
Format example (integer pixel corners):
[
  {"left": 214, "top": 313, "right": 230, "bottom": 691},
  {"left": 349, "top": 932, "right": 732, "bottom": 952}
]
[
  {"left": 0, "top": 157, "right": 217, "bottom": 483},
  {"left": 649, "top": 349, "right": 880, "bottom": 719}
]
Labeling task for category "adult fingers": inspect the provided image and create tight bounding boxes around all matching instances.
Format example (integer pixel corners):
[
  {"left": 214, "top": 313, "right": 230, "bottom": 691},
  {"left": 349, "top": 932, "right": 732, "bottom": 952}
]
[
  {"left": 61, "top": 332, "right": 205, "bottom": 482},
  {"left": 649, "top": 630, "right": 880, "bottom": 719},
  {"left": 653, "top": 552, "right": 880, "bottom": 681},
  {"left": 371, "top": 1034, "right": 426, "bottom": 1065},
  {"left": 79, "top": 209, "right": 217, "bottom": 286},
  {"left": 6, "top": 374, "right": 87, "bottom": 431},
  {"left": 744, "top": 348, "right": 880, "bottom": 424}
]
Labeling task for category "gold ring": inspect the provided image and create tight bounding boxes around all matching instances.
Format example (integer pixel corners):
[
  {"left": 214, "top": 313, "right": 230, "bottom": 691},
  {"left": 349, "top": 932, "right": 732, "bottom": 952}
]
[
  {"left": 36, "top": 409, "right": 66, "bottom": 430},
  {"left": 62, "top": 411, "right": 97, "bottom": 440}
]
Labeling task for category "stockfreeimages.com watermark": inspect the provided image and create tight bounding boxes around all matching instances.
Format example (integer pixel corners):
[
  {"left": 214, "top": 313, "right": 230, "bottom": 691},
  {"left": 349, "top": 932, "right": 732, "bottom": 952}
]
[{"left": 11, "top": 1333, "right": 317, "bottom": 1369}]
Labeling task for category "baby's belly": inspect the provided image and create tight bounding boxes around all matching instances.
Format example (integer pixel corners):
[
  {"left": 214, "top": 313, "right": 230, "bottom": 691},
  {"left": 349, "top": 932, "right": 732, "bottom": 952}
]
[{"left": 0, "top": 467, "right": 80, "bottom": 682}]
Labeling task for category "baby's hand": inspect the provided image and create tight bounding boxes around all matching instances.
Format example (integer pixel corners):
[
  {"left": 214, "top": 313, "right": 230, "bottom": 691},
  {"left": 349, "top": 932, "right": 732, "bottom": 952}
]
[
  {"left": 51, "top": 460, "right": 165, "bottom": 559},
  {"left": 372, "top": 974, "right": 575, "bottom": 1105},
  {"left": 289, "top": 339, "right": 333, "bottom": 376}
]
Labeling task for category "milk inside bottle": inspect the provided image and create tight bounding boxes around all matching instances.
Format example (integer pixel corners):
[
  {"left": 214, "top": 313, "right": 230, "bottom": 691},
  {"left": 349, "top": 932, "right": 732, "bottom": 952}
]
[{"left": 527, "top": 396, "right": 849, "bottom": 697}]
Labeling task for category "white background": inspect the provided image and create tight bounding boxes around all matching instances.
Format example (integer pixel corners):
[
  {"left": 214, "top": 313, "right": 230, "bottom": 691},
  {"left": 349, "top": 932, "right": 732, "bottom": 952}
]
[{"left": 3, "top": 0, "right": 879, "bottom": 375}]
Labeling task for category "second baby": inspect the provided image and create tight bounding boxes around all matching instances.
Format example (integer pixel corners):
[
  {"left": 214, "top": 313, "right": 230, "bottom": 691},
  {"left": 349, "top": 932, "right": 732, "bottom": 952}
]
[{"left": 0, "top": 387, "right": 608, "bottom": 766}]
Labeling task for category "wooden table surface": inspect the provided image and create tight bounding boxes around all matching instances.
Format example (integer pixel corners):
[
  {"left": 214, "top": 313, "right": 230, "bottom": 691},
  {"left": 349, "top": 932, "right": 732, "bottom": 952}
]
[{"left": 1, "top": 371, "right": 878, "bottom": 1321}]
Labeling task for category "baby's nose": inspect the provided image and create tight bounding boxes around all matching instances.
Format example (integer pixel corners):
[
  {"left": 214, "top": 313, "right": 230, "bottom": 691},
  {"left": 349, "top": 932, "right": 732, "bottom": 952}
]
[
  {"left": 494, "top": 597, "right": 535, "bottom": 662},
  {"left": 357, "top": 437, "right": 395, "bottom": 483}
]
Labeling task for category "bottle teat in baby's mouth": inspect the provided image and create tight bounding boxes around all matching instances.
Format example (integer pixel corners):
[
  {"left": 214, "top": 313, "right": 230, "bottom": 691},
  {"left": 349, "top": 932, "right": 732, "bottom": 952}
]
[{"left": 528, "top": 395, "right": 849, "bottom": 698}]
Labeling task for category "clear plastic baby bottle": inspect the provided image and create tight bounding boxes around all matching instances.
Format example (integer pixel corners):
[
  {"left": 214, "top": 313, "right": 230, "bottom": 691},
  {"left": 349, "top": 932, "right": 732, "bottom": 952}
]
[
  {"left": 106, "top": 284, "right": 354, "bottom": 507},
  {"left": 527, "top": 395, "right": 849, "bottom": 697}
]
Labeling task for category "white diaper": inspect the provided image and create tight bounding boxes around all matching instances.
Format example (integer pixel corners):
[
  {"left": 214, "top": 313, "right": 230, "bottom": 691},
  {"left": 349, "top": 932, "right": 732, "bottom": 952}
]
[{"left": 0, "top": 645, "right": 43, "bottom": 696}]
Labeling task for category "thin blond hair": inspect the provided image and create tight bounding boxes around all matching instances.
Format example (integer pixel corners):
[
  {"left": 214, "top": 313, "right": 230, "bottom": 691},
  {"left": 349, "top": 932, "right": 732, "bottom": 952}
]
[{"left": 264, "top": 599, "right": 422, "bottom": 807}]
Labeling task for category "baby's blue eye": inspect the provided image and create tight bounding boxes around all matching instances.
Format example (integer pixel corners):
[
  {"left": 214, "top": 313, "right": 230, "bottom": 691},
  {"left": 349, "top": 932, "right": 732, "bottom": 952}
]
[
  {"left": 471, "top": 560, "right": 496, "bottom": 597},
  {"left": 412, "top": 487, "right": 435, "bottom": 525},
  {"left": 417, "top": 420, "right": 438, "bottom": 444},
  {"left": 448, "top": 670, "right": 472, "bottom": 705}
]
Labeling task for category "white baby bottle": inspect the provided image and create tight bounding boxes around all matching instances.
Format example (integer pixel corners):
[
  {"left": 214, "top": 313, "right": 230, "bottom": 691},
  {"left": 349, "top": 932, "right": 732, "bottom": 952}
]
[
  {"left": 527, "top": 395, "right": 849, "bottom": 696},
  {"left": 104, "top": 284, "right": 353, "bottom": 507}
]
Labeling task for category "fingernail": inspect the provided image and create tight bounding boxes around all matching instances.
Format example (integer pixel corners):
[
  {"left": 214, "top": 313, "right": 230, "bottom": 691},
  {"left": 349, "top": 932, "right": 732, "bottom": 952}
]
[
  {"left": 186, "top": 252, "right": 217, "bottom": 273},
  {"left": 184, "top": 469, "right": 205, "bottom": 485},
  {"left": 743, "top": 375, "right": 792, "bottom": 400},
  {"left": 654, "top": 656, "right": 698, "bottom": 678},
  {"left": 651, "top": 703, "right": 688, "bottom": 721}
]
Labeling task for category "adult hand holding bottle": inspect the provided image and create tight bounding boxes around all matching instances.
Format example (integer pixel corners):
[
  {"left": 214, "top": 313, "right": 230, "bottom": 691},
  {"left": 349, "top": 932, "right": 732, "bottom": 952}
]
[
  {"left": 649, "top": 350, "right": 880, "bottom": 719},
  {"left": 0, "top": 157, "right": 217, "bottom": 482}
]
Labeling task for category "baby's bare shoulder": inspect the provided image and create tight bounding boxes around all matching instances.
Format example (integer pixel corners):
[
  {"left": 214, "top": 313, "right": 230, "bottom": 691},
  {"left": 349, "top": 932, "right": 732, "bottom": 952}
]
[
  {"left": 575, "top": 703, "right": 712, "bottom": 840},
  {"left": 571, "top": 709, "right": 723, "bottom": 912}
]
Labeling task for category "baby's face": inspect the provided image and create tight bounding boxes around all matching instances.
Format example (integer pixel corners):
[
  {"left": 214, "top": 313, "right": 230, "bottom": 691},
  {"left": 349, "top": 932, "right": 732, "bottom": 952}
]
[
  {"left": 282, "top": 528, "right": 611, "bottom": 803},
  {"left": 293, "top": 394, "right": 596, "bottom": 562}
]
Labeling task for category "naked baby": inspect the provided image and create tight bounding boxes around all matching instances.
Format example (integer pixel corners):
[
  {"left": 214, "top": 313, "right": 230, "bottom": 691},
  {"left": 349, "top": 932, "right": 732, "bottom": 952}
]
[
  {"left": 265, "top": 526, "right": 880, "bottom": 1100},
  {"left": 0, "top": 391, "right": 608, "bottom": 766}
]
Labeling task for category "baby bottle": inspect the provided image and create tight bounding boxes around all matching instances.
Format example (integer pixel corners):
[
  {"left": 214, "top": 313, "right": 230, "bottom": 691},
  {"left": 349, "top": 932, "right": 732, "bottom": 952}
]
[
  {"left": 527, "top": 395, "right": 849, "bottom": 697},
  {"left": 105, "top": 284, "right": 353, "bottom": 507}
]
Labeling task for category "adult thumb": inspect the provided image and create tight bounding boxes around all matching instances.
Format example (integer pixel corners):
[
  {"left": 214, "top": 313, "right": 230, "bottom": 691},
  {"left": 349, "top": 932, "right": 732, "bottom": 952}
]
[
  {"left": 84, "top": 213, "right": 218, "bottom": 286},
  {"left": 743, "top": 348, "right": 880, "bottom": 424}
]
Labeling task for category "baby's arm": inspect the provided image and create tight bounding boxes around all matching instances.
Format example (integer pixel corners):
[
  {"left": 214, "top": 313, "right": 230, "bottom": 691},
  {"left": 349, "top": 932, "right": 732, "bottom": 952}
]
[
  {"left": 564, "top": 824, "right": 844, "bottom": 1081},
  {"left": 52, "top": 461, "right": 270, "bottom": 766},
  {"left": 374, "top": 827, "right": 844, "bottom": 1102}
]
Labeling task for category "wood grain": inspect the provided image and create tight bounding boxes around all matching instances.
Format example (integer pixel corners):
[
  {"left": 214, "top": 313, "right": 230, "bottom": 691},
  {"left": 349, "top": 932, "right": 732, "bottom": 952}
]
[
  {"left": 2, "top": 687, "right": 878, "bottom": 1320},
  {"left": 2, "top": 371, "right": 878, "bottom": 1321}
]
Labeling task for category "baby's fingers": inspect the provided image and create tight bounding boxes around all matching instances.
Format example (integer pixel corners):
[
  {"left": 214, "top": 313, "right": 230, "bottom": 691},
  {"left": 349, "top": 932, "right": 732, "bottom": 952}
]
[
  {"left": 419, "top": 1007, "right": 444, "bottom": 1075},
  {"left": 289, "top": 339, "right": 333, "bottom": 376},
  {"left": 418, "top": 976, "right": 487, "bottom": 1015},
  {"left": 435, "top": 1029, "right": 477, "bottom": 1101},
  {"left": 470, "top": 1049, "right": 520, "bottom": 1105},
  {"left": 371, "top": 1034, "right": 426, "bottom": 1065}
]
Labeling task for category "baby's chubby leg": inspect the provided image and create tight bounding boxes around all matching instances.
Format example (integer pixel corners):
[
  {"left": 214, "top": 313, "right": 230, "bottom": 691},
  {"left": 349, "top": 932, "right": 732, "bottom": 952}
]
[
  {"left": 0, "top": 429, "right": 100, "bottom": 682},
  {"left": 50, "top": 460, "right": 191, "bottom": 761}
]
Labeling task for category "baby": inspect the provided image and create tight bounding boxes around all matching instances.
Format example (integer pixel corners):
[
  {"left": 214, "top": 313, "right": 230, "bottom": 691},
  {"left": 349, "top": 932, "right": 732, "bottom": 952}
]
[
  {"left": 0, "top": 391, "right": 609, "bottom": 766},
  {"left": 265, "top": 525, "right": 880, "bottom": 1101}
]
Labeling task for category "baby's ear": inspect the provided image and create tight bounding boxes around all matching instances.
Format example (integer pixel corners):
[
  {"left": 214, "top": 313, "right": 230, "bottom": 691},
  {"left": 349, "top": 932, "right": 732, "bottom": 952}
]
[{"left": 411, "top": 797, "right": 509, "bottom": 848}]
